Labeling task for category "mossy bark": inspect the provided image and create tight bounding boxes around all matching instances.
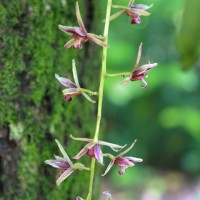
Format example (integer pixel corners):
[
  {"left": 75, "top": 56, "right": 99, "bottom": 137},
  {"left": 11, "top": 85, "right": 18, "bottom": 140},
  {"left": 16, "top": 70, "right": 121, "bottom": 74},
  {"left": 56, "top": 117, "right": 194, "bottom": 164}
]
[{"left": 0, "top": 0, "right": 102, "bottom": 199}]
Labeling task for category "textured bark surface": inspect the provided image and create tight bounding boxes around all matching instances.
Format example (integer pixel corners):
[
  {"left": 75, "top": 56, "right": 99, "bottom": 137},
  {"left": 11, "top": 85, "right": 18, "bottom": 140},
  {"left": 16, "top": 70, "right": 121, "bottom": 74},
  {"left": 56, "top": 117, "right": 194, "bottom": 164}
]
[{"left": 0, "top": 0, "right": 101, "bottom": 199}]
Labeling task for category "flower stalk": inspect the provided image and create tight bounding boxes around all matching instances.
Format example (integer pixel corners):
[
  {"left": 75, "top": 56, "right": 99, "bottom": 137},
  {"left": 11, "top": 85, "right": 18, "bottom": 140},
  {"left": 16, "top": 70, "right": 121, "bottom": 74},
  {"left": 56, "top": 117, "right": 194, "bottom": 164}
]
[
  {"left": 106, "top": 72, "right": 131, "bottom": 77},
  {"left": 87, "top": 0, "right": 112, "bottom": 199}
]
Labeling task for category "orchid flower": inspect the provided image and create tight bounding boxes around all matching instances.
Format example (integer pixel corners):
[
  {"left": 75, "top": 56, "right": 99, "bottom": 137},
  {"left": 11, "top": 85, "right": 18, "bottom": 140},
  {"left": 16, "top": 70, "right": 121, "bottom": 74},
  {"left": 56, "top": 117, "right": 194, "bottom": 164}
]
[
  {"left": 45, "top": 139, "right": 89, "bottom": 186},
  {"left": 102, "top": 140, "right": 143, "bottom": 176},
  {"left": 70, "top": 135, "right": 126, "bottom": 165},
  {"left": 55, "top": 59, "right": 97, "bottom": 103},
  {"left": 122, "top": 43, "right": 157, "bottom": 88},
  {"left": 108, "top": 0, "right": 153, "bottom": 24},
  {"left": 58, "top": 2, "right": 107, "bottom": 49}
]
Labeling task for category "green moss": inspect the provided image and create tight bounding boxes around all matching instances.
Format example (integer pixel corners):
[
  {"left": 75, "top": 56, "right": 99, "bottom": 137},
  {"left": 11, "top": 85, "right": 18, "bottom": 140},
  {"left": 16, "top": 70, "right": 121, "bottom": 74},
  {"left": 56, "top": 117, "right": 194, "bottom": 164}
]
[{"left": 0, "top": 0, "right": 101, "bottom": 199}]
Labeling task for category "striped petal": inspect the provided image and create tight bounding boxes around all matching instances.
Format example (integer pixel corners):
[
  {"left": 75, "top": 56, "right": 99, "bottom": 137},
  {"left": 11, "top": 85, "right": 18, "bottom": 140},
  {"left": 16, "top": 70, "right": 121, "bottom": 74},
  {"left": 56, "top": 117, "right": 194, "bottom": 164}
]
[{"left": 55, "top": 74, "right": 77, "bottom": 88}]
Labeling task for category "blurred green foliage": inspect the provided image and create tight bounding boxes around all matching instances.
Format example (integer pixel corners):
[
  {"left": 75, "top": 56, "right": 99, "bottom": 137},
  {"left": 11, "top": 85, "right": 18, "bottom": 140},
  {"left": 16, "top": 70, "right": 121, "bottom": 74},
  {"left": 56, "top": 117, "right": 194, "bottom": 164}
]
[
  {"left": 100, "top": 0, "right": 200, "bottom": 198},
  {"left": 101, "top": 0, "right": 200, "bottom": 186}
]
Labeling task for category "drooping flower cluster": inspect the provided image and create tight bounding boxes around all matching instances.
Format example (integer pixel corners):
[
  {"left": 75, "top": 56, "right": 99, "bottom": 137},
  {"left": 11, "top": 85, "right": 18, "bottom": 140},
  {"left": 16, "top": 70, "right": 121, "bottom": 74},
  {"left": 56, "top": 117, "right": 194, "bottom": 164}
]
[{"left": 45, "top": 137, "right": 142, "bottom": 185}]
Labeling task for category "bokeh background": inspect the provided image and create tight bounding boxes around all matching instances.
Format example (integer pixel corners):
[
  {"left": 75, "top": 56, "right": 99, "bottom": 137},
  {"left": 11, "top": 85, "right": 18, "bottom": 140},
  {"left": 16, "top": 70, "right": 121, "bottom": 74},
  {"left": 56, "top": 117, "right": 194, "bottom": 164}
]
[{"left": 101, "top": 0, "right": 200, "bottom": 199}]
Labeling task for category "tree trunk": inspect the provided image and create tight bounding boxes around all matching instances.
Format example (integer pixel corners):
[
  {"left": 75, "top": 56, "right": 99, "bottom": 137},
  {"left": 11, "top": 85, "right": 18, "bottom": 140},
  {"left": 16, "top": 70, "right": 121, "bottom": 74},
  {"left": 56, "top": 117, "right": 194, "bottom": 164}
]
[{"left": 0, "top": 0, "right": 101, "bottom": 199}]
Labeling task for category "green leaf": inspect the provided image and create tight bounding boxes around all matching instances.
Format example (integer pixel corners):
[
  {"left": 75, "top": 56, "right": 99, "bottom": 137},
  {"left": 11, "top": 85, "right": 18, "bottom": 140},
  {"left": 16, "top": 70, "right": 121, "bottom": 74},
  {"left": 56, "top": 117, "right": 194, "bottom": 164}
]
[{"left": 176, "top": 0, "right": 200, "bottom": 70}]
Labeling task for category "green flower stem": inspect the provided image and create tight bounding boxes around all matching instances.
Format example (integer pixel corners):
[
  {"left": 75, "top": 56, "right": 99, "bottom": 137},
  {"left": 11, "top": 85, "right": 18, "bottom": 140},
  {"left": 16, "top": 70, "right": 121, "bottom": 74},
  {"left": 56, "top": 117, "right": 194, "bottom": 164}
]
[
  {"left": 87, "top": 0, "right": 112, "bottom": 199},
  {"left": 79, "top": 88, "right": 98, "bottom": 95},
  {"left": 102, "top": 153, "right": 115, "bottom": 160},
  {"left": 106, "top": 72, "right": 131, "bottom": 77}
]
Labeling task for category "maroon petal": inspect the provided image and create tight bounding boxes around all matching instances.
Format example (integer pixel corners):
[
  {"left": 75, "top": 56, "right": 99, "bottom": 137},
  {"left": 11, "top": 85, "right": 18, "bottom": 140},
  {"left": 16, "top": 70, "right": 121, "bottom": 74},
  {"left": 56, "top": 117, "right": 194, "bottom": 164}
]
[
  {"left": 45, "top": 159, "right": 69, "bottom": 169},
  {"left": 131, "top": 15, "right": 141, "bottom": 24},
  {"left": 114, "top": 157, "right": 134, "bottom": 167},
  {"left": 74, "top": 27, "right": 87, "bottom": 37},
  {"left": 55, "top": 74, "right": 77, "bottom": 88}
]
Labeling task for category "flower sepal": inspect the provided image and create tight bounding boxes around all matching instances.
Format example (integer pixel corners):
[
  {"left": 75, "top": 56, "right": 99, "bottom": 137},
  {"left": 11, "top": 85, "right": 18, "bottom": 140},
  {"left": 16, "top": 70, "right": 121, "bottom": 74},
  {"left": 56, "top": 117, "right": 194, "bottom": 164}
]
[{"left": 72, "top": 163, "right": 90, "bottom": 171}]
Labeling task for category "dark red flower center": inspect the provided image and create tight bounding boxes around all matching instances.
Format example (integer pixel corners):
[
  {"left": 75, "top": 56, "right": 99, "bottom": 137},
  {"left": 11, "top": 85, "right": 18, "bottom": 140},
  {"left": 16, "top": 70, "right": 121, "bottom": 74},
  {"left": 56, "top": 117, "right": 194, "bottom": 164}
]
[{"left": 87, "top": 147, "right": 95, "bottom": 158}]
